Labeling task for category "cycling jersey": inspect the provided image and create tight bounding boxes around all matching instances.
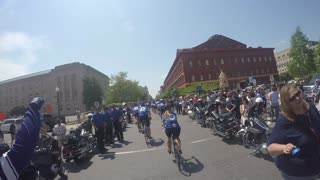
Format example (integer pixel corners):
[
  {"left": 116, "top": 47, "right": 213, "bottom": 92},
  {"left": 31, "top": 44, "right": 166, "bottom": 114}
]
[
  {"left": 139, "top": 106, "right": 149, "bottom": 118},
  {"left": 163, "top": 113, "right": 180, "bottom": 129}
]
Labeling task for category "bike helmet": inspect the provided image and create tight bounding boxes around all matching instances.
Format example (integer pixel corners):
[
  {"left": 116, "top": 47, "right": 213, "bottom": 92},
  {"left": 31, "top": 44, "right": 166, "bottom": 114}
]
[{"left": 255, "top": 97, "right": 264, "bottom": 103}]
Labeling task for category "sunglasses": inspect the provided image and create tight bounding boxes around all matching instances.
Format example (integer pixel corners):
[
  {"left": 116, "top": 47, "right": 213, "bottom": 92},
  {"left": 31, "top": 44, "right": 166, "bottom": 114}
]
[{"left": 289, "top": 90, "right": 301, "bottom": 102}]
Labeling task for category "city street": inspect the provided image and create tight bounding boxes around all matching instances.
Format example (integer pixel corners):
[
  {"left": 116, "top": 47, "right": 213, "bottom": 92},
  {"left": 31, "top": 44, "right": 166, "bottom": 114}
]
[{"left": 56, "top": 113, "right": 281, "bottom": 180}]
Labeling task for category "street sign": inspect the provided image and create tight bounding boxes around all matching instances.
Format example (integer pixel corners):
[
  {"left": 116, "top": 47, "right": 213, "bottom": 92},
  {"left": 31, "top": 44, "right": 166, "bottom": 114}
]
[
  {"left": 248, "top": 76, "right": 253, "bottom": 83},
  {"left": 196, "top": 86, "right": 202, "bottom": 92},
  {"left": 270, "top": 75, "right": 274, "bottom": 82}
]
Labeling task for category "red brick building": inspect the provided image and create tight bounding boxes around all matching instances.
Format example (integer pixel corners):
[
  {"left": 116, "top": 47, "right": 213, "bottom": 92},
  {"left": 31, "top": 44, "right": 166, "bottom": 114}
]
[{"left": 162, "top": 35, "right": 279, "bottom": 91}]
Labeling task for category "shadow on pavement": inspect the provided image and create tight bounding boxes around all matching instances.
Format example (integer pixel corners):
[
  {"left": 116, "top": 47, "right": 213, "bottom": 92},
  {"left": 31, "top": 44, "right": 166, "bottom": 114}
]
[
  {"left": 179, "top": 156, "right": 204, "bottom": 176},
  {"left": 64, "top": 155, "right": 94, "bottom": 173},
  {"left": 149, "top": 138, "right": 164, "bottom": 147},
  {"left": 251, "top": 151, "right": 275, "bottom": 163},
  {"left": 222, "top": 137, "right": 243, "bottom": 146},
  {"left": 99, "top": 151, "right": 116, "bottom": 160}
]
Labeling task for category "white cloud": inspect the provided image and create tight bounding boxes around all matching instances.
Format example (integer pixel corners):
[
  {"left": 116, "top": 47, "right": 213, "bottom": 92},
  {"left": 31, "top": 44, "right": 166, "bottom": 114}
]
[{"left": 0, "top": 32, "right": 48, "bottom": 81}]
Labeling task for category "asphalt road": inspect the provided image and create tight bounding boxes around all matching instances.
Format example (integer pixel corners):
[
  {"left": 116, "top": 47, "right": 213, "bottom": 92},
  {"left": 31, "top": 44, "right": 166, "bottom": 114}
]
[
  {"left": 1, "top": 113, "right": 282, "bottom": 180},
  {"left": 59, "top": 112, "right": 282, "bottom": 180}
]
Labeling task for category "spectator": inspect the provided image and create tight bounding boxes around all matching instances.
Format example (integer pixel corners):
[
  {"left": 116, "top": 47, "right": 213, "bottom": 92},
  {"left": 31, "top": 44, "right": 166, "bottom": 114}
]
[
  {"left": 267, "top": 86, "right": 280, "bottom": 121},
  {"left": 91, "top": 108, "right": 107, "bottom": 153},
  {"left": 240, "top": 97, "right": 249, "bottom": 126},
  {"left": 76, "top": 109, "right": 81, "bottom": 123},
  {"left": 110, "top": 106, "right": 123, "bottom": 142},
  {"left": 9, "top": 121, "right": 16, "bottom": 147},
  {"left": 267, "top": 84, "right": 320, "bottom": 179},
  {"left": 0, "top": 97, "right": 44, "bottom": 180},
  {"left": 52, "top": 119, "right": 67, "bottom": 149},
  {"left": 0, "top": 124, "right": 4, "bottom": 144}
]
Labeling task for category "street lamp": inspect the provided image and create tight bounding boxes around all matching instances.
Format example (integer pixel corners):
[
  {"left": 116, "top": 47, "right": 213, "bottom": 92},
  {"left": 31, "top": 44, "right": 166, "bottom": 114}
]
[{"left": 55, "top": 86, "right": 61, "bottom": 122}]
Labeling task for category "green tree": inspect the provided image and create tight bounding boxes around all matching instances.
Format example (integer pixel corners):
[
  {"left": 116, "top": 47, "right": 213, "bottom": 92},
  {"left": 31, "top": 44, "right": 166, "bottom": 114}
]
[
  {"left": 279, "top": 72, "right": 293, "bottom": 82},
  {"left": 315, "top": 42, "right": 320, "bottom": 72},
  {"left": 288, "top": 26, "right": 315, "bottom": 79},
  {"left": 83, "top": 76, "right": 104, "bottom": 110},
  {"left": 10, "top": 105, "right": 25, "bottom": 117},
  {"left": 105, "top": 72, "right": 150, "bottom": 104}
]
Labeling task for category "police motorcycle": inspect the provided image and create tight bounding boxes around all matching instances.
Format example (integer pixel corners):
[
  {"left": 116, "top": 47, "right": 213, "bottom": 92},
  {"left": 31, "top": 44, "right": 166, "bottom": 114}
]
[
  {"left": 19, "top": 134, "right": 68, "bottom": 180},
  {"left": 209, "top": 98, "right": 240, "bottom": 139},
  {"left": 62, "top": 120, "right": 96, "bottom": 163},
  {"left": 236, "top": 97, "right": 272, "bottom": 155}
]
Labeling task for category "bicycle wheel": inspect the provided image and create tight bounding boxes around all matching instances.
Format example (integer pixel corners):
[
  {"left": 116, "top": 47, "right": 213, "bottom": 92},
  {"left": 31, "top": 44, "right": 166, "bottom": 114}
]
[{"left": 144, "top": 126, "right": 149, "bottom": 145}]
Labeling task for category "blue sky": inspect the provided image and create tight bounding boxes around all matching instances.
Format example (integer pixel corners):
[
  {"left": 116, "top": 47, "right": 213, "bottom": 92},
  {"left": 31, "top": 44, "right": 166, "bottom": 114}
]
[{"left": 0, "top": 0, "right": 319, "bottom": 97}]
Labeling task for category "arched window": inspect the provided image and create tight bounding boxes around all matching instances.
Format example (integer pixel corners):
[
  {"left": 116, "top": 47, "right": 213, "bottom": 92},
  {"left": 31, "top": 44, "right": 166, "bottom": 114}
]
[
  {"left": 235, "top": 58, "right": 238, "bottom": 64},
  {"left": 189, "top": 61, "right": 193, "bottom": 68},
  {"left": 205, "top": 59, "right": 209, "bottom": 66},
  {"left": 241, "top": 57, "right": 244, "bottom": 63},
  {"left": 259, "top": 57, "right": 262, "bottom": 62},
  {"left": 200, "top": 75, "right": 204, "bottom": 81},
  {"left": 208, "top": 73, "right": 212, "bottom": 80},
  {"left": 247, "top": 57, "right": 250, "bottom": 63},
  {"left": 253, "top": 57, "right": 256, "bottom": 62},
  {"left": 214, "top": 59, "right": 217, "bottom": 65},
  {"left": 221, "top": 58, "right": 224, "bottom": 64}
]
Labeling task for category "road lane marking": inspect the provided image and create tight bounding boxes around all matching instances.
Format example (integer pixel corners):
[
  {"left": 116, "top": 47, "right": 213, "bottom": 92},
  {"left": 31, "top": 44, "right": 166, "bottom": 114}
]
[
  {"left": 98, "top": 137, "right": 217, "bottom": 156},
  {"left": 115, "top": 147, "right": 165, "bottom": 155},
  {"left": 190, "top": 137, "right": 216, "bottom": 144}
]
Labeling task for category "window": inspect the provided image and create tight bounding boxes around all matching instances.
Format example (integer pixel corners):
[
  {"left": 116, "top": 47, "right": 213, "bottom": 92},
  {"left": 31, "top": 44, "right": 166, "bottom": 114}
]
[
  {"left": 191, "top": 75, "right": 195, "bottom": 82},
  {"left": 259, "top": 57, "right": 262, "bottom": 62},
  {"left": 261, "top": 68, "right": 264, "bottom": 73},
  {"left": 208, "top": 73, "right": 212, "bottom": 80},
  {"left": 269, "top": 57, "right": 272, "bottom": 61},
  {"left": 213, "top": 59, "right": 217, "bottom": 65},
  {"left": 266, "top": 68, "right": 270, "bottom": 73},
  {"left": 247, "top": 57, "right": 250, "bottom": 63},
  {"left": 241, "top": 57, "right": 244, "bottom": 63},
  {"left": 264, "top": 57, "right": 267, "bottom": 61},
  {"left": 253, "top": 57, "right": 256, "bottom": 62},
  {"left": 221, "top": 58, "right": 224, "bottom": 64},
  {"left": 234, "top": 58, "right": 238, "bottom": 64},
  {"left": 205, "top": 59, "right": 209, "bottom": 66},
  {"left": 256, "top": 69, "right": 259, "bottom": 74},
  {"left": 198, "top": 60, "right": 201, "bottom": 67},
  {"left": 200, "top": 75, "right": 204, "bottom": 81},
  {"left": 189, "top": 61, "right": 193, "bottom": 68}
]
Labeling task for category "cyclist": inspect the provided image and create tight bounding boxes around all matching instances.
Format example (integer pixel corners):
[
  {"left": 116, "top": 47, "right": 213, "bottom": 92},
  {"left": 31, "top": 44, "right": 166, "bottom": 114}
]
[
  {"left": 139, "top": 103, "right": 151, "bottom": 138},
  {"left": 162, "top": 107, "right": 182, "bottom": 154}
]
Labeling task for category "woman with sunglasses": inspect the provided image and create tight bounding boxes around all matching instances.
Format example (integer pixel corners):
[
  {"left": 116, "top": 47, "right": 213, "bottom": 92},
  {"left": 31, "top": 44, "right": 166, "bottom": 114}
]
[{"left": 267, "top": 84, "right": 320, "bottom": 180}]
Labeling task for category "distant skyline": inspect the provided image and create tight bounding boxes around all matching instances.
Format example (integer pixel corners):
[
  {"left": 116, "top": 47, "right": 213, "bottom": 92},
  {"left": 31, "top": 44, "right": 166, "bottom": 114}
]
[{"left": 0, "top": 0, "right": 319, "bottom": 97}]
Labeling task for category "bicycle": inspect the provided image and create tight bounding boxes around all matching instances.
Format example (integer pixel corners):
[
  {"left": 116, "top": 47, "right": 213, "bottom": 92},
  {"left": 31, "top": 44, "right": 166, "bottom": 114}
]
[
  {"left": 171, "top": 136, "right": 181, "bottom": 170},
  {"left": 144, "top": 123, "right": 151, "bottom": 145}
]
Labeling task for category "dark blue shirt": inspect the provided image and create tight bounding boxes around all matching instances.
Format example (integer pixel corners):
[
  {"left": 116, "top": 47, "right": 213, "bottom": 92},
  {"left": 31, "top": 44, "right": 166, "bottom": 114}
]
[
  {"left": 110, "top": 108, "right": 122, "bottom": 122},
  {"left": 101, "top": 112, "right": 112, "bottom": 123},
  {"left": 0, "top": 99, "right": 42, "bottom": 180},
  {"left": 268, "top": 103, "right": 320, "bottom": 177},
  {"left": 91, "top": 113, "right": 105, "bottom": 128}
]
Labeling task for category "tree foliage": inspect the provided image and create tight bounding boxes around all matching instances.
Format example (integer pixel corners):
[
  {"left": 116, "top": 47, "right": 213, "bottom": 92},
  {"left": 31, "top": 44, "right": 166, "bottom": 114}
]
[
  {"left": 105, "top": 72, "right": 150, "bottom": 104},
  {"left": 83, "top": 76, "right": 104, "bottom": 110},
  {"left": 288, "top": 26, "right": 316, "bottom": 79},
  {"left": 315, "top": 42, "right": 320, "bottom": 72},
  {"left": 156, "top": 80, "right": 219, "bottom": 99},
  {"left": 10, "top": 105, "right": 25, "bottom": 117},
  {"left": 279, "top": 72, "right": 293, "bottom": 82}
]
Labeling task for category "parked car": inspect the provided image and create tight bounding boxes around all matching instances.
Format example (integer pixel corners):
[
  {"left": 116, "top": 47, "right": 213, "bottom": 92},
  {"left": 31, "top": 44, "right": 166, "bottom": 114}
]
[
  {"left": 0, "top": 117, "right": 23, "bottom": 133},
  {"left": 303, "top": 85, "right": 314, "bottom": 102}
]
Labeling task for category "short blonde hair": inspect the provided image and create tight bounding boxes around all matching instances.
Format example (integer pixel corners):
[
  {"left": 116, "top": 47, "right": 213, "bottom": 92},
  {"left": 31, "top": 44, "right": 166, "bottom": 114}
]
[{"left": 280, "top": 84, "right": 308, "bottom": 121}]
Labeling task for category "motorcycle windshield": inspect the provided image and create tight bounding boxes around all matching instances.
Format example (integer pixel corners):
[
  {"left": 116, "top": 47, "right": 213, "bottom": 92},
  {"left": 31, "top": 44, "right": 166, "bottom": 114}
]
[{"left": 254, "top": 117, "right": 269, "bottom": 130}]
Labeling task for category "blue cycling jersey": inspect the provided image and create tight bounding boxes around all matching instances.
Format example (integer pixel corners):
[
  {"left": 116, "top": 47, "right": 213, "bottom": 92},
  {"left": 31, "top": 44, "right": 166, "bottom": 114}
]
[{"left": 163, "top": 113, "right": 180, "bottom": 129}]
